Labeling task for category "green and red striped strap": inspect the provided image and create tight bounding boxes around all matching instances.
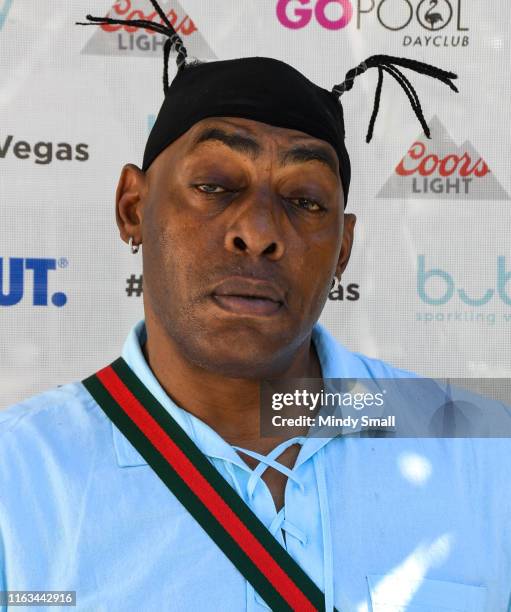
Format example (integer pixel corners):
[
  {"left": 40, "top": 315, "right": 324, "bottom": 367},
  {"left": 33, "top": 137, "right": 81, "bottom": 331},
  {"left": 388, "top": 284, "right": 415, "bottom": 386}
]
[{"left": 82, "top": 357, "right": 338, "bottom": 612}]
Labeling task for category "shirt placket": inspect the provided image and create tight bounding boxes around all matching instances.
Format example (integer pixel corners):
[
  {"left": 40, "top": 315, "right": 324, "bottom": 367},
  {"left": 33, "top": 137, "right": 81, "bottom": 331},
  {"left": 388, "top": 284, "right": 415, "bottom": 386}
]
[{"left": 211, "top": 439, "right": 321, "bottom": 611}]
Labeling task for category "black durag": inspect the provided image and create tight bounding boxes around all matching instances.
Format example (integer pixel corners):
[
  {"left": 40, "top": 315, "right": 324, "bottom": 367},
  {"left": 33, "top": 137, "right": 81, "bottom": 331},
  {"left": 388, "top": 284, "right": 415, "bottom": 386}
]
[{"left": 77, "top": 0, "right": 459, "bottom": 207}]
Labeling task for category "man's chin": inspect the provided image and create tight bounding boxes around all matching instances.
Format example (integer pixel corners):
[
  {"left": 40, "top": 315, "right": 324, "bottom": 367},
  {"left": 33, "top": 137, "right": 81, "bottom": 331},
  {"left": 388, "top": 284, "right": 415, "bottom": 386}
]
[{"left": 183, "top": 325, "right": 298, "bottom": 379}]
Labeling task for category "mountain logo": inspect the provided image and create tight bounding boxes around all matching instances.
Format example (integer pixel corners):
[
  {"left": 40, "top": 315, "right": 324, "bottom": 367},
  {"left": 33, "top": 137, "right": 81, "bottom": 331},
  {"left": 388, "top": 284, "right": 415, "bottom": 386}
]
[
  {"left": 377, "top": 116, "right": 509, "bottom": 200},
  {"left": 81, "top": 0, "right": 216, "bottom": 59}
]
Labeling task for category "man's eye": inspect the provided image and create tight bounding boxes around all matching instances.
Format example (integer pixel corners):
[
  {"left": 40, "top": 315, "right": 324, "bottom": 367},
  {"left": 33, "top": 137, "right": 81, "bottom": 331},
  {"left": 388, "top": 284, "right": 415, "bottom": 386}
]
[
  {"left": 196, "top": 184, "right": 226, "bottom": 194},
  {"left": 289, "top": 197, "right": 323, "bottom": 212}
]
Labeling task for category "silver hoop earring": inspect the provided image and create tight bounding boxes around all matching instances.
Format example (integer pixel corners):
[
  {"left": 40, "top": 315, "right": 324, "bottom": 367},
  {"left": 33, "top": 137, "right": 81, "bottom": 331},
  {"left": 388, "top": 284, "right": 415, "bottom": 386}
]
[{"left": 128, "top": 237, "right": 140, "bottom": 254}]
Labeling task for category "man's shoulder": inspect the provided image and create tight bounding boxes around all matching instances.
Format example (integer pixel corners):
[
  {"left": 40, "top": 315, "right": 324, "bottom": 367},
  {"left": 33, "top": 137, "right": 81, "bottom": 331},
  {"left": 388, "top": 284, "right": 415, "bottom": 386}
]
[
  {"left": 0, "top": 382, "right": 108, "bottom": 468},
  {"left": 0, "top": 382, "right": 119, "bottom": 548},
  {"left": 0, "top": 382, "right": 98, "bottom": 431},
  {"left": 349, "top": 350, "right": 418, "bottom": 379},
  {"left": 318, "top": 323, "right": 418, "bottom": 379}
]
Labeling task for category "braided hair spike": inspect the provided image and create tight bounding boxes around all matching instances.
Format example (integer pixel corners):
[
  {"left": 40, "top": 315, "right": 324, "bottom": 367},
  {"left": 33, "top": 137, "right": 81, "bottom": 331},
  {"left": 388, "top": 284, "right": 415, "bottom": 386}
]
[
  {"left": 332, "top": 54, "right": 458, "bottom": 142},
  {"left": 76, "top": 0, "right": 189, "bottom": 94}
]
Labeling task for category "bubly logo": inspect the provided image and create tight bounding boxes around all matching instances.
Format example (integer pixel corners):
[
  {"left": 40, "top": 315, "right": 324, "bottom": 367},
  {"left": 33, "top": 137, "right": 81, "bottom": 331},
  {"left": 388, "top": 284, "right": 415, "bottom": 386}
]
[
  {"left": 378, "top": 116, "right": 510, "bottom": 200},
  {"left": 277, "top": 0, "right": 469, "bottom": 48},
  {"left": 417, "top": 256, "right": 511, "bottom": 306},
  {"left": 0, "top": 258, "right": 68, "bottom": 307},
  {"left": 81, "top": 0, "right": 216, "bottom": 59},
  {"left": 0, "top": 0, "right": 13, "bottom": 32}
]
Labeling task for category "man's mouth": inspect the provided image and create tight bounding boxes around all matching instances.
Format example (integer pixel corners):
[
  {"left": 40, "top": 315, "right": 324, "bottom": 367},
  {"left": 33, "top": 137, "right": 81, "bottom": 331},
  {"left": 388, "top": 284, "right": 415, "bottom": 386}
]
[
  {"left": 211, "top": 294, "right": 283, "bottom": 316},
  {"left": 210, "top": 276, "right": 285, "bottom": 317}
]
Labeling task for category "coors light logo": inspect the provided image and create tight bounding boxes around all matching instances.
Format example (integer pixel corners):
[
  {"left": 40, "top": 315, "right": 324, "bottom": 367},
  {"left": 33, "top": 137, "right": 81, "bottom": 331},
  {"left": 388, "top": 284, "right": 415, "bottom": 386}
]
[
  {"left": 81, "top": 0, "right": 216, "bottom": 59},
  {"left": 377, "top": 116, "right": 509, "bottom": 200}
]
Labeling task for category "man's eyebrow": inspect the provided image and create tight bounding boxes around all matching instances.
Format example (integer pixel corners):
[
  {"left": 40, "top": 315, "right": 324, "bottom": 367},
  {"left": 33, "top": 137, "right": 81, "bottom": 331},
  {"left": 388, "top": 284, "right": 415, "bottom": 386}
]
[
  {"left": 192, "top": 127, "right": 262, "bottom": 158},
  {"left": 279, "top": 145, "right": 339, "bottom": 178}
]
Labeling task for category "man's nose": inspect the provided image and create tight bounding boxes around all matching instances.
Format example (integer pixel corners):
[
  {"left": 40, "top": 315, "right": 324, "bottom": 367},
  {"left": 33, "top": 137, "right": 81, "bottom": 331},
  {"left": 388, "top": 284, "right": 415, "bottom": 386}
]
[{"left": 223, "top": 189, "right": 286, "bottom": 260}]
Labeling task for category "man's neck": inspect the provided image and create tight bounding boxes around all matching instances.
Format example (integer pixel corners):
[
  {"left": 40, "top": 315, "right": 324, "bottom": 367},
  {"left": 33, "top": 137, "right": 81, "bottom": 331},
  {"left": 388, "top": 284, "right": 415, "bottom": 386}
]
[{"left": 140, "top": 318, "right": 323, "bottom": 455}]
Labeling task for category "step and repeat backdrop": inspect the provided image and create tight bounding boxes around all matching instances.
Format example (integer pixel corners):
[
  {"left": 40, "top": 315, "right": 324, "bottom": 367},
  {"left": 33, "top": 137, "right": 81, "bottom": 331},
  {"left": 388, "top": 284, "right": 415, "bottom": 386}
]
[{"left": 1, "top": 0, "right": 510, "bottom": 408}]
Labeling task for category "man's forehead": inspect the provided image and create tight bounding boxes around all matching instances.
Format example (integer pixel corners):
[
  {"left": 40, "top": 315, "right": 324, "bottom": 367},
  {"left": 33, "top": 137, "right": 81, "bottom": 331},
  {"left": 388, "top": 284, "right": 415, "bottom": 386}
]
[{"left": 186, "top": 116, "right": 338, "bottom": 151}]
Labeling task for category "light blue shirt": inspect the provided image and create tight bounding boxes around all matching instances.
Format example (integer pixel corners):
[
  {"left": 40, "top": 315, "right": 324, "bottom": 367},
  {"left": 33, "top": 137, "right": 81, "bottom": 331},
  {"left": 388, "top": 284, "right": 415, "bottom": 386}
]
[{"left": 0, "top": 320, "right": 509, "bottom": 611}]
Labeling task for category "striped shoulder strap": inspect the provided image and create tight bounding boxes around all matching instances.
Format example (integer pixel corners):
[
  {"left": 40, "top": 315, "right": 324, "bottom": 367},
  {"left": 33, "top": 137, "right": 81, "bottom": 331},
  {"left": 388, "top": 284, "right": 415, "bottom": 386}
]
[{"left": 82, "top": 357, "right": 339, "bottom": 612}]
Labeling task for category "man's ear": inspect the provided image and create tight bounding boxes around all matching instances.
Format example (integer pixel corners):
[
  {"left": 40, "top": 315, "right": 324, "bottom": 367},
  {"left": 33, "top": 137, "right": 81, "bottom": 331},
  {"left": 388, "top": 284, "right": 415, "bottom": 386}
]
[
  {"left": 335, "top": 213, "right": 356, "bottom": 279},
  {"left": 115, "top": 163, "right": 147, "bottom": 245}
]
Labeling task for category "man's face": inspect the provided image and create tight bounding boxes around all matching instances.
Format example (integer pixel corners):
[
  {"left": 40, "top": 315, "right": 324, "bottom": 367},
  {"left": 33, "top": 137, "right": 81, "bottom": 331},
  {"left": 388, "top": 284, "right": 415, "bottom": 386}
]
[{"left": 117, "top": 117, "right": 355, "bottom": 378}]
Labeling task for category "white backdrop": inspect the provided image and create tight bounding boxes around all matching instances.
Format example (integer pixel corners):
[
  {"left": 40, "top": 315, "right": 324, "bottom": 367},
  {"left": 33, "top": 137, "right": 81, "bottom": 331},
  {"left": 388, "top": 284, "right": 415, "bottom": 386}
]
[{"left": 1, "top": 0, "right": 510, "bottom": 408}]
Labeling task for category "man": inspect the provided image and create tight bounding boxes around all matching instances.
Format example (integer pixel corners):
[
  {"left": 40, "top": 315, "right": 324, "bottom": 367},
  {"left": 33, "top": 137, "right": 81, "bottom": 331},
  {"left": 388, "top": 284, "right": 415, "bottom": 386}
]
[{"left": 1, "top": 2, "right": 510, "bottom": 611}]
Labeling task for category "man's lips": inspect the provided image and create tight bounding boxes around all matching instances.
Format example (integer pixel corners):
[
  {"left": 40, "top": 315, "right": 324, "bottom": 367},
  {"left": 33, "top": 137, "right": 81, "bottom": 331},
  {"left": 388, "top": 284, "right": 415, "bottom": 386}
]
[{"left": 210, "top": 276, "right": 285, "bottom": 317}]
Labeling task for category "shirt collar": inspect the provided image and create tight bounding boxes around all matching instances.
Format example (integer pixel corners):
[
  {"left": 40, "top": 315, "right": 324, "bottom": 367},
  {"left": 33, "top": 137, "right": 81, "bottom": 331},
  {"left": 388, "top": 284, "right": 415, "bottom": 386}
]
[{"left": 111, "top": 319, "right": 370, "bottom": 469}]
